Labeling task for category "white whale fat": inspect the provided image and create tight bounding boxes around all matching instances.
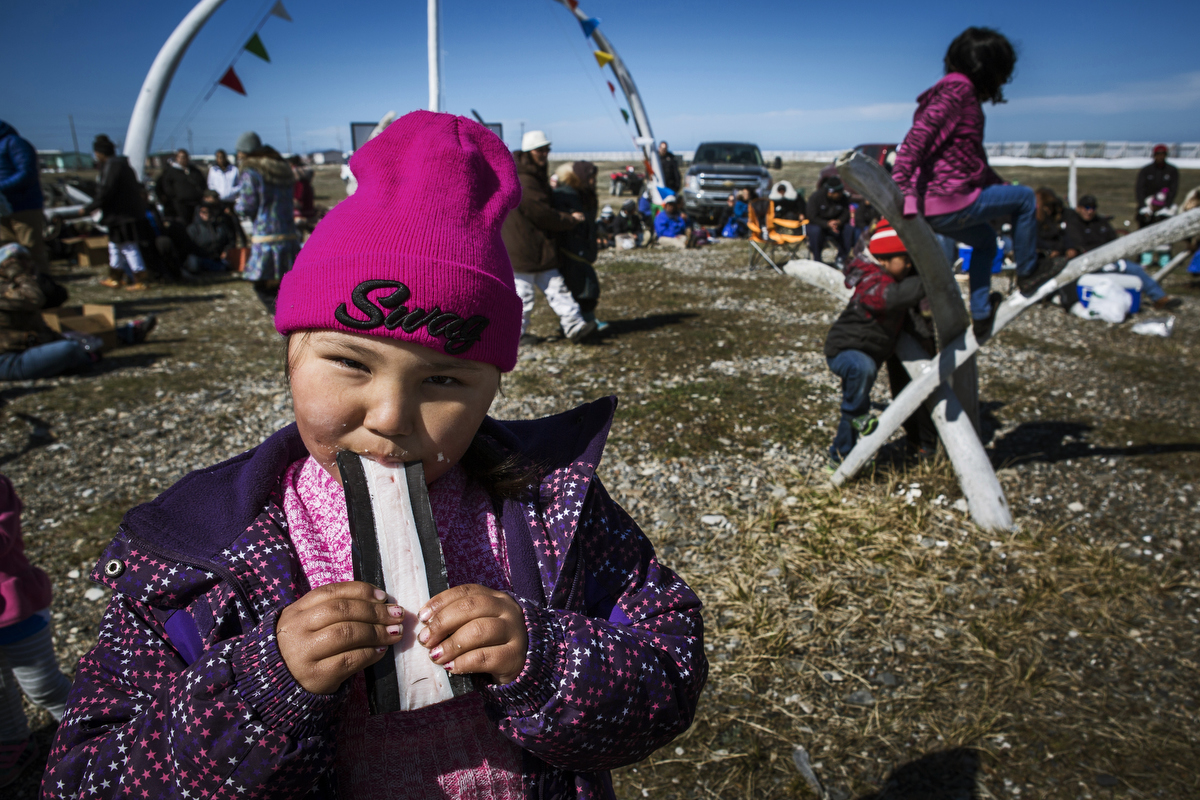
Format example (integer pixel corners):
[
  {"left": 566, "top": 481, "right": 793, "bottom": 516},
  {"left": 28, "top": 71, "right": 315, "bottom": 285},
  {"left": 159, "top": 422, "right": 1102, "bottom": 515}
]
[{"left": 360, "top": 457, "right": 456, "bottom": 711}]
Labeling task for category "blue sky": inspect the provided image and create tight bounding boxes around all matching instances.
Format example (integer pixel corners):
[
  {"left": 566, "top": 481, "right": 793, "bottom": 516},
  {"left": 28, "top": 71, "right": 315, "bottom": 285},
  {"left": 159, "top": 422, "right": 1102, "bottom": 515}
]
[{"left": 3, "top": 0, "right": 1198, "bottom": 155}]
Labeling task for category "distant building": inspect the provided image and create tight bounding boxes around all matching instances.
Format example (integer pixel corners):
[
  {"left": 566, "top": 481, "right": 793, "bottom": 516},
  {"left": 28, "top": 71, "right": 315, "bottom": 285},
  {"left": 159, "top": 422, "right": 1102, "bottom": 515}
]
[{"left": 310, "top": 149, "right": 345, "bottom": 166}]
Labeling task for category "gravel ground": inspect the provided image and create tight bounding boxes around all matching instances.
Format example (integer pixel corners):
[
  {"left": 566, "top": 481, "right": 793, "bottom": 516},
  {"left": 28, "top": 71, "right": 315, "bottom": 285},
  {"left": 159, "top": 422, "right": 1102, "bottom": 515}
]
[{"left": 4, "top": 229, "right": 1198, "bottom": 797}]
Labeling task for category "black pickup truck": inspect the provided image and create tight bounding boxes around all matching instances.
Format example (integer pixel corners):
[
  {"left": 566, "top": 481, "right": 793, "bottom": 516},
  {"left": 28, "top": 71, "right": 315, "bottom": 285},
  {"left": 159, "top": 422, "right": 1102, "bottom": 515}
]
[{"left": 681, "top": 142, "right": 773, "bottom": 223}]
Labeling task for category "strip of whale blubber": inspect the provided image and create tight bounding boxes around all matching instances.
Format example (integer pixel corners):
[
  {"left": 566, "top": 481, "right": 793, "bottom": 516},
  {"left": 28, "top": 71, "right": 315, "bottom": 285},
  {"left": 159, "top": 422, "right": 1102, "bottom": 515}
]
[
  {"left": 337, "top": 450, "right": 401, "bottom": 715},
  {"left": 403, "top": 460, "right": 473, "bottom": 698}
]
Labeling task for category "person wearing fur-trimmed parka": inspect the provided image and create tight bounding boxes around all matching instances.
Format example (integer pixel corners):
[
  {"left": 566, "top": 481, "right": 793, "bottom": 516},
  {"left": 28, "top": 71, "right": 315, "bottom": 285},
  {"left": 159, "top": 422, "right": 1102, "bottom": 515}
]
[
  {"left": 235, "top": 131, "right": 299, "bottom": 311},
  {"left": 43, "top": 111, "right": 706, "bottom": 800}
]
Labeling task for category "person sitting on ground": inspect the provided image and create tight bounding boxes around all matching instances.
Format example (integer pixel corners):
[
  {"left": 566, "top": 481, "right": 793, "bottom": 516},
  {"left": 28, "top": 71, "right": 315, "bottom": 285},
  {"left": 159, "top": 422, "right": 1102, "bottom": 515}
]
[
  {"left": 892, "top": 27, "right": 1054, "bottom": 340},
  {"left": 1035, "top": 187, "right": 1074, "bottom": 259},
  {"left": 617, "top": 199, "right": 645, "bottom": 245},
  {"left": 1136, "top": 145, "right": 1179, "bottom": 229},
  {"left": 806, "top": 177, "right": 854, "bottom": 267},
  {"left": 0, "top": 244, "right": 155, "bottom": 381},
  {"left": 823, "top": 221, "right": 931, "bottom": 468},
  {"left": 0, "top": 243, "right": 94, "bottom": 380},
  {"left": 500, "top": 130, "right": 594, "bottom": 345},
  {"left": 596, "top": 204, "right": 617, "bottom": 248},
  {"left": 139, "top": 186, "right": 187, "bottom": 283},
  {"left": 206, "top": 149, "right": 239, "bottom": 203},
  {"left": 769, "top": 181, "right": 804, "bottom": 220},
  {"left": 654, "top": 194, "right": 691, "bottom": 248},
  {"left": 852, "top": 197, "right": 880, "bottom": 242},
  {"left": 1064, "top": 193, "right": 1182, "bottom": 310},
  {"left": 155, "top": 148, "right": 207, "bottom": 225},
  {"left": 82, "top": 134, "right": 150, "bottom": 290},
  {"left": 184, "top": 201, "right": 234, "bottom": 274}
]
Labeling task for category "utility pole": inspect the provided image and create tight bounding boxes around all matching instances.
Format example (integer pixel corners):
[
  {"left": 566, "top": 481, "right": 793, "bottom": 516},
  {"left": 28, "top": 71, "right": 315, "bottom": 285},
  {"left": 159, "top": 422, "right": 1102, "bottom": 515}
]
[
  {"left": 427, "top": 0, "right": 441, "bottom": 112},
  {"left": 285, "top": 117, "right": 292, "bottom": 155},
  {"left": 68, "top": 114, "right": 81, "bottom": 168}
]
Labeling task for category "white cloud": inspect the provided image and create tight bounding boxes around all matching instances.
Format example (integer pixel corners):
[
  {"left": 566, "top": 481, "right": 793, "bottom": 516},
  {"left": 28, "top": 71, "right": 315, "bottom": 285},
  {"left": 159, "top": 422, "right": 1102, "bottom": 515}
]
[{"left": 995, "top": 71, "right": 1200, "bottom": 116}]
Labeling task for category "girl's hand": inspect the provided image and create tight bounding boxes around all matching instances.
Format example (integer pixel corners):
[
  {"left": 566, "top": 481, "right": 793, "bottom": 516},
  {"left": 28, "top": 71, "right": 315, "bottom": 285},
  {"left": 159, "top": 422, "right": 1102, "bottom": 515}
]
[
  {"left": 418, "top": 585, "right": 528, "bottom": 685},
  {"left": 276, "top": 581, "right": 405, "bottom": 695}
]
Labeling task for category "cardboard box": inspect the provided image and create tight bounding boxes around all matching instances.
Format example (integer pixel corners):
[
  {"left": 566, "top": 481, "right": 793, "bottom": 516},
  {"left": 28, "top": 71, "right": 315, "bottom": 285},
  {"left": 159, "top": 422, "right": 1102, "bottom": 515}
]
[
  {"left": 75, "top": 236, "right": 109, "bottom": 267},
  {"left": 42, "top": 304, "right": 118, "bottom": 351}
]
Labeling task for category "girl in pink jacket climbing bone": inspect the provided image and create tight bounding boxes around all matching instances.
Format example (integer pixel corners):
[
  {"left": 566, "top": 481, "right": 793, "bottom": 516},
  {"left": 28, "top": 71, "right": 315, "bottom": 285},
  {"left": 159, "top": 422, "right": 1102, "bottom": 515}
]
[{"left": 892, "top": 27, "right": 1064, "bottom": 340}]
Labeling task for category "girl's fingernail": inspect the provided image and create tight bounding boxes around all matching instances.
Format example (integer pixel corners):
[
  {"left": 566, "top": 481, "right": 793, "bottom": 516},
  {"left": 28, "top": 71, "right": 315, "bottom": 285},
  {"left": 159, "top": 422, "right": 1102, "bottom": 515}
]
[
  {"left": 388, "top": 605, "right": 404, "bottom": 618},
  {"left": 418, "top": 607, "right": 433, "bottom": 623},
  {"left": 418, "top": 628, "right": 430, "bottom": 644},
  {"left": 374, "top": 589, "right": 387, "bottom": 601},
  {"left": 386, "top": 625, "right": 401, "bottom": 636},
  {"left": 429, "top": 646, "right": 443, "bottom": 661},
  {"left": 443, "top": 661, "right": 455, "bottom": 672},
  {"left": 375, "top": 646, "right": 388, "bottom": 653}
]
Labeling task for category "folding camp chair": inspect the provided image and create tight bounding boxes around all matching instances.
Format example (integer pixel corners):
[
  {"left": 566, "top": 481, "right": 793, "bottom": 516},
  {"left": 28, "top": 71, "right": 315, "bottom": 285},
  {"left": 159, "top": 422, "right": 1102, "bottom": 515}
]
[
  {"left": 746, "top": 201, "right": 772, "bottom": 268},
  {"left": 767, "top": 203, "right": 807, "bottom": 261}
]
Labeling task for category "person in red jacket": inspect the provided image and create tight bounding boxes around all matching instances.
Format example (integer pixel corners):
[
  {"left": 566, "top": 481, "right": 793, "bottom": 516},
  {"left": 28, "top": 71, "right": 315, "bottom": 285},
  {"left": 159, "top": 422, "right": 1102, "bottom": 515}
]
[
  {"left": 892, "top": 27, "right": 1063, "bottom": 339},
  {"left": 0, "top": 473, "right": 72, "bottom": 787},
  {"left": 823, "top": 221, "right": 933, "bottom": 466}
]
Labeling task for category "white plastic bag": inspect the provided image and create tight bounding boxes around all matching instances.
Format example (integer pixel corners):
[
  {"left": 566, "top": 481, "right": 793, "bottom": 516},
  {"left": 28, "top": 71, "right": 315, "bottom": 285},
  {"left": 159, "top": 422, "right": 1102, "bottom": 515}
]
[
  {"left": 1131, "top": 316, "right": 1176, "bottom": 337},
  {"left": 1078, "top": 275, "right": 1132, "bottom": 323}
]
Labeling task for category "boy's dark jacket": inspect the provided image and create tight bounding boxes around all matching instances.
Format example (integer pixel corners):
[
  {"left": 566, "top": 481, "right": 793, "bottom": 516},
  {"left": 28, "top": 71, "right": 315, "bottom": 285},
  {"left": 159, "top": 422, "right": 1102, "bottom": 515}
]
[
  {"left": 43, "top": 397, "right": 706, "bottom": 800},
  {"left": 824, "top": 257, "right": 926, "bottom": 363}
]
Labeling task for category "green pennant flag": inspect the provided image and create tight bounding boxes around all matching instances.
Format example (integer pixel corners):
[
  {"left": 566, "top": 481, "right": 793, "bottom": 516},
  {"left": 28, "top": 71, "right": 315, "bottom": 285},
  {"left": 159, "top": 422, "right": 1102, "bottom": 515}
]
[
  {"left": 245, "top": 33, "right": 270, "bottom": 62},
  {"left": 620, "top": 109, "right": 630, "bottom": 124}
]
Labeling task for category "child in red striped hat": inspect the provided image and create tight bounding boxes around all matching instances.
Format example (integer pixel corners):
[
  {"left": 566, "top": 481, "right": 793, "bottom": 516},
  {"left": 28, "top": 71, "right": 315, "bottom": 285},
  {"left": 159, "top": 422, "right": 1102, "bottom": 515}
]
[{"left": 823, "top": 220, "right": 936, "bottom": 467}]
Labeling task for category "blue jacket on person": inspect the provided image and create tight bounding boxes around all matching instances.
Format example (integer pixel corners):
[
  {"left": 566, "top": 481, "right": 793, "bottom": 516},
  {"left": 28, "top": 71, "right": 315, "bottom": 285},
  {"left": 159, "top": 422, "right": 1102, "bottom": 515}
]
[
  {"left": 655, "top": 209, "right": 688, "bottom": 238},
  {"left": 0, "top": 121, "right": 44, "bottom": 213}
]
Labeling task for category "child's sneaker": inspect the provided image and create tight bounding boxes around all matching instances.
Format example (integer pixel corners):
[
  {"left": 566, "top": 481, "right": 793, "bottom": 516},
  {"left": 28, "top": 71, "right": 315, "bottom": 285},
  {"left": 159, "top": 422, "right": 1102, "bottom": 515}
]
[
  {"left": 851, "top": 414, "right": 878, "bottom": 437},
  {"left": 0, "top": 737, "right": 38, "bottom": 788}
]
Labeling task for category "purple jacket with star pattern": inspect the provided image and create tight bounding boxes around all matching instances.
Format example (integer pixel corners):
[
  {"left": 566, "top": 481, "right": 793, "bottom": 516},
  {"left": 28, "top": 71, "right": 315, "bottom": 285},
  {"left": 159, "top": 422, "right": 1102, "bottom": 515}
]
[{"left": 42, "top": 397, "right": 707, "bottom": 799}]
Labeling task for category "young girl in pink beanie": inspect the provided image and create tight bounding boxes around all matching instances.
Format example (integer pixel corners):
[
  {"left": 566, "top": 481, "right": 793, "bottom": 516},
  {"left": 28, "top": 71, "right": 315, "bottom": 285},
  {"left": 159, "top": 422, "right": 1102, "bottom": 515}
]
[{"left": 45, "top": 111, "right": 706, "bottom": 800}]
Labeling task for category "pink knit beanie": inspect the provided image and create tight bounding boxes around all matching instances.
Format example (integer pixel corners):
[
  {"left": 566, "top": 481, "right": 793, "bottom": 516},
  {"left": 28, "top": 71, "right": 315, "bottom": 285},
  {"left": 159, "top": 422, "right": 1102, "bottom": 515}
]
[{"left": 275, "top": 111, "right": 522, "bottom": 371}]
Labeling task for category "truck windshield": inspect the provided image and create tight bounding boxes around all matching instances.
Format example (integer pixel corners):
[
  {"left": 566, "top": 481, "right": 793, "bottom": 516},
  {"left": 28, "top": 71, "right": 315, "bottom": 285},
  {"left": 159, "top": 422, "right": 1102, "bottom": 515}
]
[{"left": 693, "top": 144, "right": 763, "bottom": 166}]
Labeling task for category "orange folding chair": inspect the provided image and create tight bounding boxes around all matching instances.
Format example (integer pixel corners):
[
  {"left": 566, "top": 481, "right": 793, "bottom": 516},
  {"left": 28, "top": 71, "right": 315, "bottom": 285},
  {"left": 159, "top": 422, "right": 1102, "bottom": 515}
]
[
  {"left": 766, "top": 202, "right": 807, "bottom": 262},
  {"left": 746, "top": 200, "right": 773, "bottom": 269}
]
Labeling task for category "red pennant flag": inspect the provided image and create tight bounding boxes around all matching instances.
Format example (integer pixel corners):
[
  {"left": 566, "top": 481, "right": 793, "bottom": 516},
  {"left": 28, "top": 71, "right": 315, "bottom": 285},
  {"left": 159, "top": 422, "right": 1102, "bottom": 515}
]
[
  {"left": 218, "top": 67, "right": 246, "bottom": 96},
  {"left": 607, "top": 80, "right": 616, "bottom": 95}
]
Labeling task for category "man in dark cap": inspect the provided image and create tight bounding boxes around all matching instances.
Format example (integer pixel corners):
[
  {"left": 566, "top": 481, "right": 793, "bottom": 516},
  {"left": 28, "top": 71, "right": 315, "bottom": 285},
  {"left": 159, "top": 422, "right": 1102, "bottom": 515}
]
[
  {"left": 1063, "top": 195, "right": 1116, "bottom": 254},
  {"left": 806, "top": 177, "right": 854, "bottom": 266},
  {"left": 1064, "top": 194, "right": 1181, "bottom": 310}
]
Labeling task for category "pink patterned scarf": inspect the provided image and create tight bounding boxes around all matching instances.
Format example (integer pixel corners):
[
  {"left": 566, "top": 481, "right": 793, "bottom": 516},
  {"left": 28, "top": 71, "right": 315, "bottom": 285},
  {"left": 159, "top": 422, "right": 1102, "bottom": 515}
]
[{"left": 281, "top": 456, "right": 523, "bottom": 799}]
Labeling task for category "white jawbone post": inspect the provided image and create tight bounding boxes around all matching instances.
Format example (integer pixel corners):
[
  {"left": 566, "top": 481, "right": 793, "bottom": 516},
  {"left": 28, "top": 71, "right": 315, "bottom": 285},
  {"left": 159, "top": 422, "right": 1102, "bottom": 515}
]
[{"left": 124, "top": 0, "right": 230, "bottom": 181}]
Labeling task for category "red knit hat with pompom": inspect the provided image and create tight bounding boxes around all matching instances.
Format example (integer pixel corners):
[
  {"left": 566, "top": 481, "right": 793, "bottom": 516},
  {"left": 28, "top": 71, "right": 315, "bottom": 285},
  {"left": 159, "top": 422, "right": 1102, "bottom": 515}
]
[{"left": 867, "top": 219, "right": 907, "bottom": 257}]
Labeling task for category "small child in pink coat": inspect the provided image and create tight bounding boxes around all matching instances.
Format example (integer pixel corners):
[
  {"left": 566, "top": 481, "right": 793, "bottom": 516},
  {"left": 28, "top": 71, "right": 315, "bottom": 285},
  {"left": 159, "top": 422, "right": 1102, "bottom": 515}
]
[{"left": 0, "top": 473, "right": 72, "bottom": 787}]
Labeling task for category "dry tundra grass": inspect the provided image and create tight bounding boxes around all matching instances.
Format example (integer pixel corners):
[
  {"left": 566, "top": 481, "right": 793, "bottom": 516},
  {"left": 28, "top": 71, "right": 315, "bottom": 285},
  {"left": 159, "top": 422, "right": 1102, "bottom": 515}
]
[{"left": 5, "top": 164, "right": 1197, "bottom": 798}]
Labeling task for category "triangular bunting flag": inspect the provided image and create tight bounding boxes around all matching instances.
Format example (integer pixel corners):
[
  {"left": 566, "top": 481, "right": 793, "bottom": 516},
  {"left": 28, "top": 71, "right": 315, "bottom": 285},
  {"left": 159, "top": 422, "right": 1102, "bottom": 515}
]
[
  {"left": 244, "top": 33, "right": 270, "bottom": 62},
  {"left": 607, "top": 80, "right": 616, "bottom": 95},
  {"left": 218, "top": 67, "right": 246, "bottom": 96},
  {"left": 270, "top": 1, "right": 292, "bottom": 21},
  {"left": 593, "top": 50, "right": 614, "bottom": 68},
  {"left": 620, "top": 109, "right": 630, "bottom": 123},
  {"left": 580, "top": 17, "right": 600, "bottom": 38}
]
